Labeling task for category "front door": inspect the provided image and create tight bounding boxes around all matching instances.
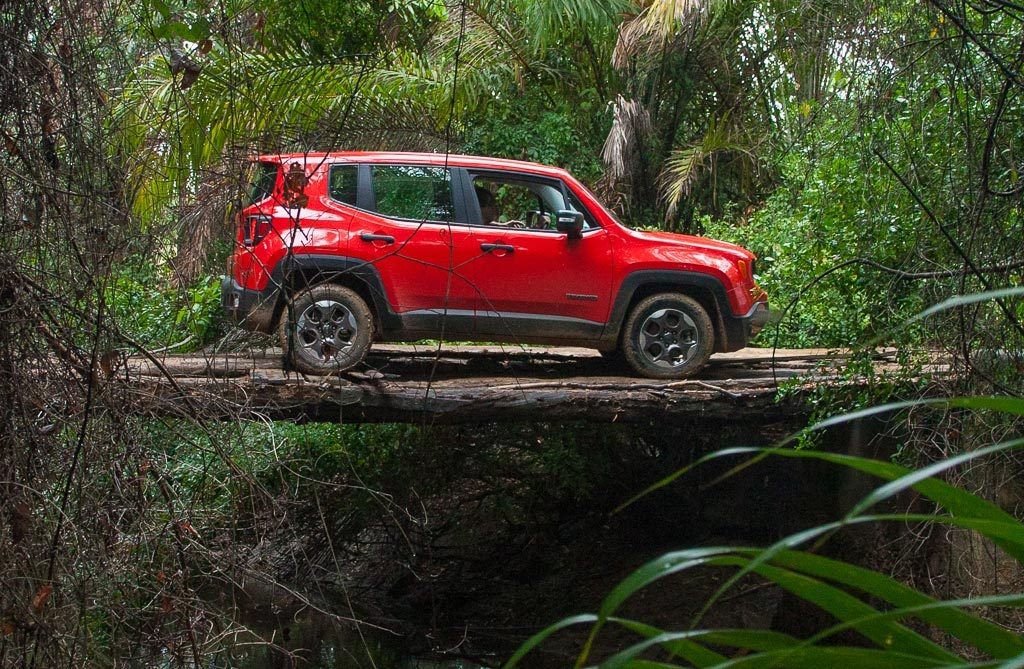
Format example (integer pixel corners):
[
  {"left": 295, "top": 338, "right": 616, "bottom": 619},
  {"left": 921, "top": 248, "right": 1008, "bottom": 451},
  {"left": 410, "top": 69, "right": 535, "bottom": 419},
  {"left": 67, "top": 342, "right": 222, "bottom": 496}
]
[{"left": 462, "top": 172, "right": 615, "bottom": 342}]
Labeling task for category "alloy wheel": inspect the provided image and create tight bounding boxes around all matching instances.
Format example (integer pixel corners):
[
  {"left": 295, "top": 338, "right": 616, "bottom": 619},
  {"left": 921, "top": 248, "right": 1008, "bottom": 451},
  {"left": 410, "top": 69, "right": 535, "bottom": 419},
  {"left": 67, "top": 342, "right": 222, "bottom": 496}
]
[
  {"left": 295, "top": 299, "right": 357, "bottom": 362},
  {"left": 637, "top": 308, "right": 699, "bottom": 369}
]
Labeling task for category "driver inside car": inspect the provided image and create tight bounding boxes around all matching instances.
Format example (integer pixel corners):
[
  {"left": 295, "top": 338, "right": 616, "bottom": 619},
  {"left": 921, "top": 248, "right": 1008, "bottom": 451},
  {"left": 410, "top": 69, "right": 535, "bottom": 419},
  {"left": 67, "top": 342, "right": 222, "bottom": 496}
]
[{"left": 475, "top": 185, "right": 525, "bottom": 228}]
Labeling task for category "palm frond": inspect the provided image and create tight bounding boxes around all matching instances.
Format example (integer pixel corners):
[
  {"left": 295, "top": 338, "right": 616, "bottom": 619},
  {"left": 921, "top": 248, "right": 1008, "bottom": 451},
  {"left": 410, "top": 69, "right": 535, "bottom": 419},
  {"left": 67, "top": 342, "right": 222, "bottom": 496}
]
[
  {"left": 661, "top": 146, "right": 706, "bottom": 215},
  {"left": 115, "top": 46, "right": 460, "bottom": 224},
  {"left": 519, "top": 0, "right": 633, "bottom": 51},
  {"left": 601, "top": 95, "right": 652, "bottom": 179},
  {"left": 660, "top": 113, "right": 754, "bottom": 218},
  {"left": 612, "top": 0, "right": 729, "bottom": 69}
]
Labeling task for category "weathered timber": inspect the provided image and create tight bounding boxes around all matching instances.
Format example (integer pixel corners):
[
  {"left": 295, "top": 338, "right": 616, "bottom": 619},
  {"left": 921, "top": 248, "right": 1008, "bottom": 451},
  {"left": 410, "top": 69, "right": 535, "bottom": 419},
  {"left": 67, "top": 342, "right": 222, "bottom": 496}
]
[{"left": 112, "top": 344, "right": 940, "bottom": 424}]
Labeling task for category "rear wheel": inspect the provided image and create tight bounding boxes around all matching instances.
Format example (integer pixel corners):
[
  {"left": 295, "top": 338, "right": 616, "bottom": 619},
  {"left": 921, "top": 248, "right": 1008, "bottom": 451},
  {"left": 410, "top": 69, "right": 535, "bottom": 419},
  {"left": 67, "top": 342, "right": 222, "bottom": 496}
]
[
  {"left": 280, "top": 284, "right": 373, "bottom": 374},
  {"left": 621, "top": 293, "right": 714, "bottom": 379}
]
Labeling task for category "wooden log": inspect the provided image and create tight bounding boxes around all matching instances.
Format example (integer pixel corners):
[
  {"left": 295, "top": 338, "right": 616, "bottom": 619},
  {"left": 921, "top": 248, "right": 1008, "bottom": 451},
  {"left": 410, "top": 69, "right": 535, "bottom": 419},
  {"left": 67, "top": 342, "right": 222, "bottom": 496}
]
[
  {"left": 123, "top": 375, "right": 797, "bottom": 424},
  {"left": 114, "top": 346, "right": 941, "bottom": 425}
]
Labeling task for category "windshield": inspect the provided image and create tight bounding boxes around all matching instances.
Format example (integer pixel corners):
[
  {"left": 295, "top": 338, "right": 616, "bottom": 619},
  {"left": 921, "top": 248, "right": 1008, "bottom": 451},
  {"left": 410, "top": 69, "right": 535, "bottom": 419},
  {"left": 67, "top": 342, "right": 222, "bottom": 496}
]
[{"left": 246, "top": 161, "right": 278, "bottom": 205}]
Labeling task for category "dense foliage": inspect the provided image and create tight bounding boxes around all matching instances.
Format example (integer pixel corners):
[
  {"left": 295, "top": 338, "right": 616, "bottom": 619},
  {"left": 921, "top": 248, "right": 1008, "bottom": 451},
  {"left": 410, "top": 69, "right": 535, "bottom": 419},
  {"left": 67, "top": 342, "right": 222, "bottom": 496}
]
[
  {"left": 102, "top": 0, "right": 1024, "bottom": 356},
  {"left": 1, "top": 0, "right": 1022, "bottom": 666}
]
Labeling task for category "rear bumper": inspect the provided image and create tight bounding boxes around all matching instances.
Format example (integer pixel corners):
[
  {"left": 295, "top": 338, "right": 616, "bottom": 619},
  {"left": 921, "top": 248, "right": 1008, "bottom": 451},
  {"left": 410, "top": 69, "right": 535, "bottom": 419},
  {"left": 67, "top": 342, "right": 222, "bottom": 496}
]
[{"left": 220, "top": 276, "right": 279, "bottom": 333}]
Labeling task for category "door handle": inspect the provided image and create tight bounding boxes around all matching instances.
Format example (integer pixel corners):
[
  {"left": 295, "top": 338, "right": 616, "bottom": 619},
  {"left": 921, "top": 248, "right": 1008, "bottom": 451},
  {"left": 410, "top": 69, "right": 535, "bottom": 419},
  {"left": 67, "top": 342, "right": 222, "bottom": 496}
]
[
  {"left": 360, "top": 232, "right": 395, "bottom": 244},
  {"left": 481, "top": 243, "right": 515, "bottom": 253}
]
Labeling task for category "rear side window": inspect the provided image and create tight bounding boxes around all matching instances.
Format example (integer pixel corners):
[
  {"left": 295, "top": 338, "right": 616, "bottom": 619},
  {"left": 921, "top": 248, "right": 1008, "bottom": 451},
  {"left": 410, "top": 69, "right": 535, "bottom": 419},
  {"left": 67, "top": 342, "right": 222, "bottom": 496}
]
[
  {"left": 246, "top": 161, "right": 278, "bottom": 205},
  {"left": 328, "top": 165, "right": 358, "bottom": 205},
  {"left": 372, "top": 165, "right": 452, "bottom": 221}
]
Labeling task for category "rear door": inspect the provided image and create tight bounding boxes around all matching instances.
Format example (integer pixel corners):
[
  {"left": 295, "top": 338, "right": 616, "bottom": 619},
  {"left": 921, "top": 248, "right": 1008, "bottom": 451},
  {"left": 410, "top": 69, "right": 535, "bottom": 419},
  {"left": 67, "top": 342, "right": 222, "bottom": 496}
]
[{"left": 349, "top": 164, "right": 478, "bottom": 318}]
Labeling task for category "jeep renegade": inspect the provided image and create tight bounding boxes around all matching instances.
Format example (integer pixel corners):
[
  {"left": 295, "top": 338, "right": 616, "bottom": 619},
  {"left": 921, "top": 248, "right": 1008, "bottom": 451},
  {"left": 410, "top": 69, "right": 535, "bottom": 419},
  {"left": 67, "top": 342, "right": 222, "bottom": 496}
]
[{"left": 221, "top": 152, "right": 770, "bottom": 378}]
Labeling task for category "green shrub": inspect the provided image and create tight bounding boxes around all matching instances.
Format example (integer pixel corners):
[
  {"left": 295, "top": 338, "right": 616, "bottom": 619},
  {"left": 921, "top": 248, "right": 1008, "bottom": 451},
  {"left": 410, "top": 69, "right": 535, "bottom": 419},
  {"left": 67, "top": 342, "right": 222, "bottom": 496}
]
[{"left": 107, "top": 266, "right": 224, "bottom": 350}]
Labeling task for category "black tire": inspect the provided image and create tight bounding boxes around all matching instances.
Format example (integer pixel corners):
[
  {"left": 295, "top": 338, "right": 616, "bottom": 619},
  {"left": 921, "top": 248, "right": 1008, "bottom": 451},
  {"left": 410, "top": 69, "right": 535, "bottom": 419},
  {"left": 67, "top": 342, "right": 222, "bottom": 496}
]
[
  {"left": 279, "top": 284, "right": 373, "bottom": 374},
  {"left": 621, "top": 293, "right": 714, "bottom": 379}
]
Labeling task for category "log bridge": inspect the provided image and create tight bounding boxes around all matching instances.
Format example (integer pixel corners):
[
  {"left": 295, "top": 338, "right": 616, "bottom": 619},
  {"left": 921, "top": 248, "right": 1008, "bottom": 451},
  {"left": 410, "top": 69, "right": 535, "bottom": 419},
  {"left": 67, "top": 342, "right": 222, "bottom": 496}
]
[{"left": 120, "top": 345, "right": 930, "bottom": 424}]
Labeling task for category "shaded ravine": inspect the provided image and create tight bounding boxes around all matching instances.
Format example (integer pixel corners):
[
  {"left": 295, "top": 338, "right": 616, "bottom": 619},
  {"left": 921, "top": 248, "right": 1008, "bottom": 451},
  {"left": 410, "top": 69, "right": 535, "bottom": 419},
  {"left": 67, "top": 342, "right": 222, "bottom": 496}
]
[{"left": 198, "top": 414, "right": 898, "bottom": 668}]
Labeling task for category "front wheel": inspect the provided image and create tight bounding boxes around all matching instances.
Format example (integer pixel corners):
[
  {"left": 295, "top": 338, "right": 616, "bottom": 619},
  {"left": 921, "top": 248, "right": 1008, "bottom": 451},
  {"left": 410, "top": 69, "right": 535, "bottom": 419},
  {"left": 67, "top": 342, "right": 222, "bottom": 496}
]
[
  {"left": 621, "top": 293, "right": 714, "bottom": 379},
  {"left": 280, "top": 284, "right": 373, "bottom": 374}
]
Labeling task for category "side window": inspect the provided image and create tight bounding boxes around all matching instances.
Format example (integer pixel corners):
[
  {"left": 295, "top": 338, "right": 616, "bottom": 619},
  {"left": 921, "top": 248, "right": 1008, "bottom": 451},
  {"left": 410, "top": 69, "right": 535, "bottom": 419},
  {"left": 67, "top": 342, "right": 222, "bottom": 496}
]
[
  {"left": 246, "top": 161, "right": 278, "bottom": 205},
  {"left": 328, "top": 165, "right": 358, "bottom": 205},
  {"left": 372, "top": 165, "right": 453, "bottom": 221},
  {"left": 470, "top": 173, "right": 598, "bottom": 231}
]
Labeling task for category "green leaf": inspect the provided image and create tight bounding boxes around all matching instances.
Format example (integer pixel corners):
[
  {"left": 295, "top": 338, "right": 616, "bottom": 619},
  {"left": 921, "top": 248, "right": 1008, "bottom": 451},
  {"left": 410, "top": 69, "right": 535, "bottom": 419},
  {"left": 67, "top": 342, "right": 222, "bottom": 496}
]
[
  {"left": 907, "top": 287, "right": 1024, "bottom": 324},
  {"left": 576, "top": 538, "right": 952, "bottom": 665},
  {"left": 712, "top": 646, "right": 956, "bottom": 668},
  {"left": 996, "top": 652, "right": 1024, "bottom": 668},
  {"left": 848, "top": 437, "right": 1024, "bottom": 521},
  {"left": 765, "top": 539, "right": 1024, "bottom": 658},
  {"left": 800, "top": 590, "right": 1024, "bottom": 656},
  {"left": 503, "top": 614, "right": 596, "bottom": 668},
  {"left": 575, "top": 547, "right": 734, "bottom": 663},
  {"left": 150, "top": 20, "right": 192, "bottom": 40},
  {"left": 707, "top": 557, "right": 960, "bottom": 662},
  {"left": 601, "top": 629, "right": 800, "bottom": 669},
  {"left": 611, "top": 619, "right": 728, "bottom": 667},
  {"left": 150, "top": 0, "right": 170, "bottom": 19},
  {"left": 186, "top": 17, "right": 211, "bottom": 42},
  {"left": 688, "top": 436, "right": 1024, "bottom": 631}
]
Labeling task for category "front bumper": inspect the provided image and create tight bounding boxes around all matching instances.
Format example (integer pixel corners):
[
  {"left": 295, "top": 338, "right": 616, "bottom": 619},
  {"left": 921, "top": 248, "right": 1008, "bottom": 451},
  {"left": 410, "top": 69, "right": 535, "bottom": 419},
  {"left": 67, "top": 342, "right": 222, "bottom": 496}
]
[
  {"left": 719, "top": 300, "right": 774, "bottom": 351},
  {"left": 220, "top": 276, "right": 279, "bottom": 333},
  {"left": 746, "top": 301, "right": 773, "bottom": 337}
]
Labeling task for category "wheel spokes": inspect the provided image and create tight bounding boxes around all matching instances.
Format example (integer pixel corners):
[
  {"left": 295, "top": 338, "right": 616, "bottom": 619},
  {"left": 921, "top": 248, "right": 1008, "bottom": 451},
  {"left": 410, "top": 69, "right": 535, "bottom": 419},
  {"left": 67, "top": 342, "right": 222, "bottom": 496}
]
[
  {"left": 298, "top": 326, "right": 324, "bottom": 356},
  {"left": 296, "top": 299, "right": 358, "bottom": 363},
  {"left": 638, "top": 308, "right": 699, "bottom": 368}
]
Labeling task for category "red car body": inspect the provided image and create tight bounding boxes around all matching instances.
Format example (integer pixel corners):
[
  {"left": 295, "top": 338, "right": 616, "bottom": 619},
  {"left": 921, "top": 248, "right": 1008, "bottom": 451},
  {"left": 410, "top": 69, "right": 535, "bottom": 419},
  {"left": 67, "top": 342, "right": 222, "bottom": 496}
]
[{"left": 222, "top": 152, "right": 769, "bottom": 375}]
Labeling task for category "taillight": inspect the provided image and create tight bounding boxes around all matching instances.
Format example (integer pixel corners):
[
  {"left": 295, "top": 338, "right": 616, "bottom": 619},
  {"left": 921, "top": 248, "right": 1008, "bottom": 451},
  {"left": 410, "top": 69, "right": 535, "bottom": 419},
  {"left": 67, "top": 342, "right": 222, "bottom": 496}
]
[{"left": 243, "top": 214, "right": 273, "bottom": 246}]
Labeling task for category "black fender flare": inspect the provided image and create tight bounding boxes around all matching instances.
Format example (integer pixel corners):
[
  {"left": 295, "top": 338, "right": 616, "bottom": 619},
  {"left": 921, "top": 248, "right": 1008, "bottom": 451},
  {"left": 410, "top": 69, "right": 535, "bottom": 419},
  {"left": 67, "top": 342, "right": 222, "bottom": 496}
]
[
  {"left": 270, "top": 254, "right": 401, "bottom": 332},
  {"left": 602, "top": 270, "right": 743, "bottom": 352}
]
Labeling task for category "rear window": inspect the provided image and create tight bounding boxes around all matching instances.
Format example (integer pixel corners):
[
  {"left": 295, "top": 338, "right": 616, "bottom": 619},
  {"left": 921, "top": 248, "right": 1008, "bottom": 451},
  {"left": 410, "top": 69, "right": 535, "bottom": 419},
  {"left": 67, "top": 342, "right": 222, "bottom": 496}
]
[
  {"left": 372, "top": 165, "right": 452, "bottom": 221},
  {"left": 328, "top": 165, "right": 358, "bottom": 205},
  {"left": 246, "top": 161, "right": 278, "bottom": 205}
]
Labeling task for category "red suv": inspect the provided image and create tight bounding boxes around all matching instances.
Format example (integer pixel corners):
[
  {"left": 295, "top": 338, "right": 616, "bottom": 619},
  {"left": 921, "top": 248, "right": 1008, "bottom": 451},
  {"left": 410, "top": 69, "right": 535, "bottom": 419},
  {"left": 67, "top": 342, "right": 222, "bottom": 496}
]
[{"left": 222, "top": 152, "right": 770, "bottom": 378}]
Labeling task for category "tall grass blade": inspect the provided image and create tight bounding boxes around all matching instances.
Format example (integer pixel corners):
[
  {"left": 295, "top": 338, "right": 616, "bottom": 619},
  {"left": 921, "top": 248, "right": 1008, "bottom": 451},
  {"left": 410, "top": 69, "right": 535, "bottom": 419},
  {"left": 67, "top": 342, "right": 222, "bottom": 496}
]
[
  {"left": 709, "top": 646, "right": 963, "bottom": 668},
  {"left": 503, "top": 614, "right": 597, "bottom": 667},
  {"left": 706, "top": 556, "right": 960, "bottom": 662},
  {"left": 907, "top": 287, "right": 1024, "bottom": 323},
  {"left": 601, "top": 629, "right": 801, "bottom": 668},
  {"left": 765, "top": 543, "right": 1024, "bottom": 657}
]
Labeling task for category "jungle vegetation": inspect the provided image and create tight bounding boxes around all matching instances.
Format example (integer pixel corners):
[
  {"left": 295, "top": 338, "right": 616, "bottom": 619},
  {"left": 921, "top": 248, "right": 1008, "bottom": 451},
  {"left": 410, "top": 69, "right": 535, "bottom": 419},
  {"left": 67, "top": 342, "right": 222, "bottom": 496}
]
[{"left": 0, "top": 0, "right": 1022, "bottom": 666}]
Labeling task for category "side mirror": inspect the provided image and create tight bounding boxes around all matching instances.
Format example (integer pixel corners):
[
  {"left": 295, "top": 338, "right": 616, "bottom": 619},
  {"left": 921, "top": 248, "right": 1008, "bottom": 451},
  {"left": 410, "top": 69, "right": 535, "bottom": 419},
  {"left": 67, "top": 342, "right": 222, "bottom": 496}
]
[{"left": 555, "top": 210, "right": 585, "bottom": 240}]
